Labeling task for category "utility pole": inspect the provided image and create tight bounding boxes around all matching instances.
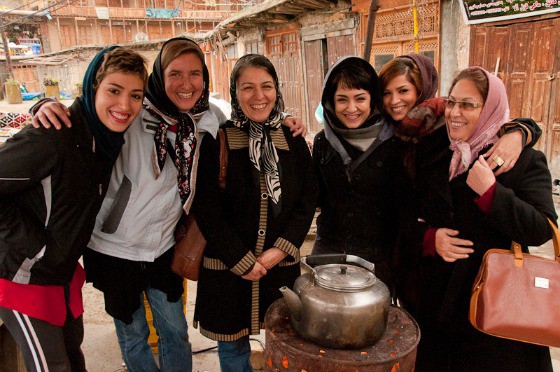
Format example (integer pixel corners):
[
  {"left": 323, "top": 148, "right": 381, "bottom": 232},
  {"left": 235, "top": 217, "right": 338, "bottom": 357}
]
[
  {"left": 1, "top": 17, "right": 14, "bottom": 78},
  {"left": 362, "top": 0, "right": 380, "bottom": 63}
]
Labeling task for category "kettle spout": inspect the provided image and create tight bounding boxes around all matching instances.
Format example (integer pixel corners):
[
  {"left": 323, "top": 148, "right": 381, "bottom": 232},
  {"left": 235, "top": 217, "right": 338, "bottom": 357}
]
[{"left": 279, "top": 286, "right": 302, "bottom": 321}]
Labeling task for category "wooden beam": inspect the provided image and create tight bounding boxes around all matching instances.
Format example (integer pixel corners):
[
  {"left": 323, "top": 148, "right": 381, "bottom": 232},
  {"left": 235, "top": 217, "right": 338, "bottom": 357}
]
[
  {"left": 297, "top": 0, "right": 332, "bottom": 9},
  {"left": 255, "top": 13, "right": 292, "bottom": 22},
  {"left": 272, "top": 4, "right": 308, "bottom": 13}
]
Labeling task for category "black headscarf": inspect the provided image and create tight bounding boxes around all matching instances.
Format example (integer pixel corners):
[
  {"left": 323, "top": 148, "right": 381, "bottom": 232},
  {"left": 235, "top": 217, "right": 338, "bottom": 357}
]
[
  {"left": 82, "top": 45, "right": 126, "bottom": 166},
  {"left": 145, "top": 37, "right": 210, "bottom": 118}
]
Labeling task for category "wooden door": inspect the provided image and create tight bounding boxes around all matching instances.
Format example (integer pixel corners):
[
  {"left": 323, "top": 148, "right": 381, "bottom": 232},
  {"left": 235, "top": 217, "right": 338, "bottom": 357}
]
[
  {"left": 546, "top": 18, "right": 560, "bottom": 178},
  {"left": 267, "top": 32, "right": 303, "bottom": 120},
  {"left": 100, "top": 22, "right": 111, "bottom": 44},
  {"left": 148, "top": 21, "right": 162, "bottom": 40},
  {"left": 112, "top": 24, "right": 127, "bottom": 44},
  {"left": 470, "top": 17, "right": 559, "bottom": 177},
  {"left": 59, "top": 24, "right": 76, "bottom": 50},
  {"left": 525, "top": 20, "right": 557, "bottom": 156},
  {"left": 77, "top": 24, "right": 94, "bottom": 46},
  {"left": 507, "top": 23, "right": 533, "bottom": 119},
  {"left": 304, "top": 39, "right": 326, "bottom": 133},
  {"left": 326, "top": 35, "right": 355, "bottom": 69}
]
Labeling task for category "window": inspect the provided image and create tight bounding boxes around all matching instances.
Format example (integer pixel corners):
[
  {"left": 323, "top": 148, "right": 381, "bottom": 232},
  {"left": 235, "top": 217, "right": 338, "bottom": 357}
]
[
  {"left": 227, "top": 44, "right": 237, "bottom": 60},
  {"left": 245, "top": 41, "right": 261, "bottom": 55},
  {"left": 421, "top": 50, "right": 435, "bottom": 64},
  {"left": 266, "top": 32, "right": 298, "bottom": 55},
  {"left": 374, "top": 54, "right": 394, "bottom": 72}
]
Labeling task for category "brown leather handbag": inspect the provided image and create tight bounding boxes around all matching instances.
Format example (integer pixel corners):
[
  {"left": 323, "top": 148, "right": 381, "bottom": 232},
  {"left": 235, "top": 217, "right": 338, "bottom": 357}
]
[
  {"left": 171, "top": 128, "right": 228, "bottom": 281},
  {"left": 469, "top": 218, "right": 560, "bottom": 347}
]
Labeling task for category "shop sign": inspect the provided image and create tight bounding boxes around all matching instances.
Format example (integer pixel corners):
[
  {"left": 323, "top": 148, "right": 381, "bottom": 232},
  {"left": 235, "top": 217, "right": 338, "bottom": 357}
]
[{"left": 460, "top": 0, "right": 560, "bottom": 24}]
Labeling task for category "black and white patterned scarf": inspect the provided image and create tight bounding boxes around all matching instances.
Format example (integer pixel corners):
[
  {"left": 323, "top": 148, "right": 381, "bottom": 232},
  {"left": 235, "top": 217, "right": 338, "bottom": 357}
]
[
  {"left": 145, "top": 104, "right": 197, "bottom": 205},
  {"left": 229, "top": 65, "right": 285, "bottom": 212}
]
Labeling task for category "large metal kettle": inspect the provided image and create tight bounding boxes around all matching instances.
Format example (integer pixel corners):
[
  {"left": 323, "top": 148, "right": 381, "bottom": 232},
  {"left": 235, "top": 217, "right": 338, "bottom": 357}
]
[{"left": 279, "top": 254, "right": 390, "bottom": 349}]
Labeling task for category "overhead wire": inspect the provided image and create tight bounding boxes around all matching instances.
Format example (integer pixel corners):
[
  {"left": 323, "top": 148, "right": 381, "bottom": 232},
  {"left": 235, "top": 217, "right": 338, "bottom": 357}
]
[
  {"left": 0, "top": 0, "right": 43, "bottom": 15},
  {"left": 0, "top": 0, "right": 81, "bottom": 30}
]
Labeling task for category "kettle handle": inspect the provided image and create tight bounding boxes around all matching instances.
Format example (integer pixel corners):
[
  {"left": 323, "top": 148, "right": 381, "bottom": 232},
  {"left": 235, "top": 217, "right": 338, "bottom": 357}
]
[
  {"left": 303, "top": 254, "right": 347, "bottom": 267},
  {"left": 301, "top": 254, "right": 375, "bottom": 273},
  {"left": 345, "top": 255, "right": 375, "bottom": 273}
]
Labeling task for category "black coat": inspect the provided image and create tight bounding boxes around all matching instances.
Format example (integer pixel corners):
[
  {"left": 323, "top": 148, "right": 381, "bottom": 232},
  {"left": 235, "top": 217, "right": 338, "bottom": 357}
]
[
  {"left": 192, "top": 124, "right": 318, "bottom": 341},
  {"left": 0, "top": 99, "right": 111, "bottom": 286},
  {"left": 312, "top": 126, "right": 408, "bottom": 289},
  {"left": 410, "top": 126, "right": 557, "bottom": 371}
]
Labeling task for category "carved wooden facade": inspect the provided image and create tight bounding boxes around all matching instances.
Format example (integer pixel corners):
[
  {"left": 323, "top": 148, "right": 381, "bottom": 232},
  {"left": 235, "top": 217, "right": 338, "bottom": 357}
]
[
  {"left": 355, "top": 0, "right": 440, "bottom": 73},
  {"left": 43, "top": 0, "right": 249, "bottom": 51}
]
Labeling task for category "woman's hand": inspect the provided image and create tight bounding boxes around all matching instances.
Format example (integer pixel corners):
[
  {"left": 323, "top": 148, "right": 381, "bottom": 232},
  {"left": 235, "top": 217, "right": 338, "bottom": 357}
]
[
  {"left": 257, "top": 247, "right": 288, "bottom": 270},
  {"left": 435, "top": 228, "right": 474, "bottom": 262},
  {"left": 31, "top": 101, "right": 72, "bottom": 130},
  {"left": 484, "top": 130, "right": 523, "bottom": 175},
  {"left": 467, "top": 155, "right": 496, "bottom": 196},
  {"left": 284, "top": 116, "right": 307, "bottom": 137},
  {"left": 242, "top": 261, "right": 267, "bottom": 281}
]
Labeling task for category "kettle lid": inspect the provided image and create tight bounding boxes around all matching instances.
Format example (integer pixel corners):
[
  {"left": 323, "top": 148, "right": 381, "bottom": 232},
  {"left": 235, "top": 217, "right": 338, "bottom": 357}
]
[{"left": 314, "top": 264, "right": 377, "bottom": 291}]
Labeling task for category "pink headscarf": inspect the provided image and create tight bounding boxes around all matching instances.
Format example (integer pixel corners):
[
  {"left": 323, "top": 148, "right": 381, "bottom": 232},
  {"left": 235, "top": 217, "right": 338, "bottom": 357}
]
[{"left": 447, "top": 67, "right": 510, "bottom": 180}]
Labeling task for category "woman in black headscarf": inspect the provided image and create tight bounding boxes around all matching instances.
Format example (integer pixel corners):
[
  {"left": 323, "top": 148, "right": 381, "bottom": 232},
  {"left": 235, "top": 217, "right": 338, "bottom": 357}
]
[
  {"left": 192, "top": 54, "right": 317, "bottom": 372},
  {"left": 311, "top": 56, "right": 408, "bottom": 291},
  {"left": 0, "top": 46, "right": 147, "bottom": 371}
]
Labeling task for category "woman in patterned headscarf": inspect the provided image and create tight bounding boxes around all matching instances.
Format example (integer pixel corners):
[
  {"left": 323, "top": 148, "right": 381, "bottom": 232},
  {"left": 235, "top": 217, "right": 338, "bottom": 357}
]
[
  {"left": 192, "top": 54, "right": 318, "bottom": 372},
  {"left": 411, "top": 66, "right": 556, "bottom": 371}
]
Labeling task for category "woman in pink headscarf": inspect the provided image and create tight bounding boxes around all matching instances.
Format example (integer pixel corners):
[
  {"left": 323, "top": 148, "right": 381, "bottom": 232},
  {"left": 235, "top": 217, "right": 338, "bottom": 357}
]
[
  {"left": 379, "top": 54, "right": 539, "bottom": 177},
  {"left": 410, "top": 67, "right": 556, "bottom": 371}
]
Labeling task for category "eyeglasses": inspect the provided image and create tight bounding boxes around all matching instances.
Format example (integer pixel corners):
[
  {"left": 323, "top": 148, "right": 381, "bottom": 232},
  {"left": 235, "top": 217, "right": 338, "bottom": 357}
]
[{"left": 444, "top": 98, "right": 482, "bottom": 111}]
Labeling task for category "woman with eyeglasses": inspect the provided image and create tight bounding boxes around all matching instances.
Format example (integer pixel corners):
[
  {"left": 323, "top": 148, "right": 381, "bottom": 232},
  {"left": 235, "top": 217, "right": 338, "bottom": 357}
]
[
  {"left": 409, "top": 66, "right": 556, "bottom": 371},
  {"left": 378, "top": 55, "right": 541, "bottom": 313},
  {"left": 379, "top": 55, "right": 540, "bottom": 175}
]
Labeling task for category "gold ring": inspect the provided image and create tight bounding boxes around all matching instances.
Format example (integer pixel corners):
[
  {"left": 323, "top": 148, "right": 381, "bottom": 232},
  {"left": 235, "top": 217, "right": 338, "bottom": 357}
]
[{"left": 493, "top": 155, "right": 505, "bottom": 167}]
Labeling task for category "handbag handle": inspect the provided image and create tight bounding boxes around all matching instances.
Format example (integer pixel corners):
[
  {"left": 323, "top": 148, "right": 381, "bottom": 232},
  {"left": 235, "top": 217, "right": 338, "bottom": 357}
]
[
  {"left": 512, "top": 218, "right": 560, "bottom": 267},
  {"left": 548, "top": 218, "right": 560, "bottom": 262}
]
